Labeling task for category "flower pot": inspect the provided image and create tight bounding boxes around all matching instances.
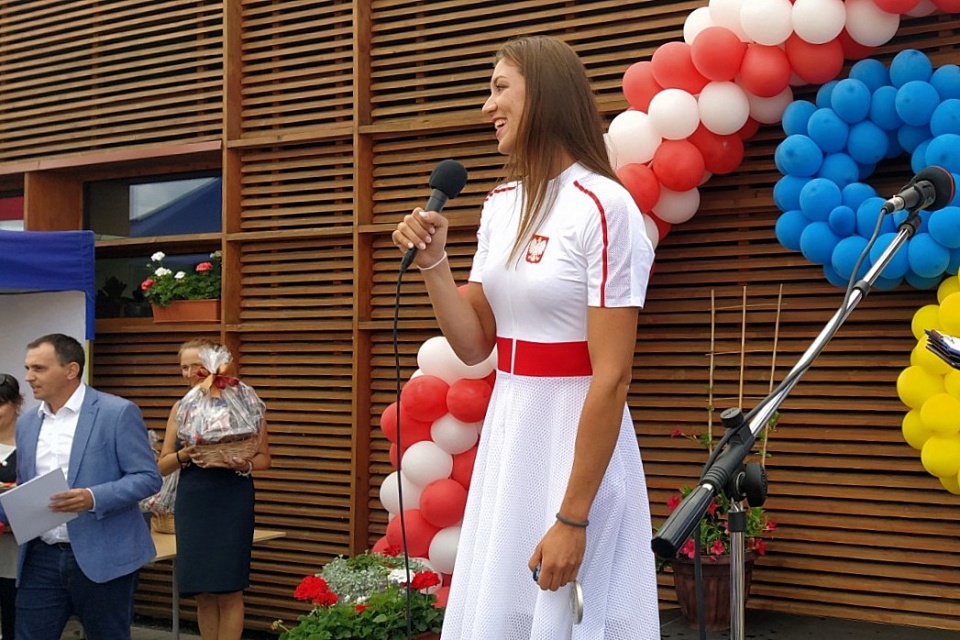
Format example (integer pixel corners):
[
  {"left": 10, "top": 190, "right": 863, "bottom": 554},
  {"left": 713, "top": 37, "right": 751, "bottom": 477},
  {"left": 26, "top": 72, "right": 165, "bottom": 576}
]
[
  {"left": 670, "top": 551, "right": 758, "bottom": 631},
  {"left": 151, "top": 299, "right": 221, "bottom": 323}
]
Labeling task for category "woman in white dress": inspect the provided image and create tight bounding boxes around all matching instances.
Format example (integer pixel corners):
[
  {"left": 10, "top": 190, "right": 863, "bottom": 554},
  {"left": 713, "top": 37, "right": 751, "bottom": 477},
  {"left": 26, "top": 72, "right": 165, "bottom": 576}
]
[{"left": 392, "top": 35, "right": 660, "bottom": 639}]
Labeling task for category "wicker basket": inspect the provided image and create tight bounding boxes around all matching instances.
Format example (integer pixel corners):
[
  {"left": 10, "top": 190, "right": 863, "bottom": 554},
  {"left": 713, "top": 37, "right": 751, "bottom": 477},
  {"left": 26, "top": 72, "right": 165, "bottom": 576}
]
[
  {"left": 192, "top": 434, "right": 259, "bottom": 466},
  {"left": 151, "top": 511, "right": 176, "bottom": 534}
]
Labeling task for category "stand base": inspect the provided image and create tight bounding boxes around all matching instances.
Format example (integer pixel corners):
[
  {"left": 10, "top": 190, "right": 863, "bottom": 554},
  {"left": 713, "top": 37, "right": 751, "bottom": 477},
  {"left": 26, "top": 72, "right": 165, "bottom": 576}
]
[{"left": 670, "top": 551, "right": 758, "bottom": 631}]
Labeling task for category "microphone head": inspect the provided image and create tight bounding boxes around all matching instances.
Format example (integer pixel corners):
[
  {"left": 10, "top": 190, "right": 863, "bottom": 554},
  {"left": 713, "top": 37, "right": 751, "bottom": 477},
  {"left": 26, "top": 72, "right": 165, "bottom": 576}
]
[
  {"left": 914, "top": 165, "right": 955, "bottom": 211},
  {"left": 429, "top": 159, "right": 468, "bottom": 199}
]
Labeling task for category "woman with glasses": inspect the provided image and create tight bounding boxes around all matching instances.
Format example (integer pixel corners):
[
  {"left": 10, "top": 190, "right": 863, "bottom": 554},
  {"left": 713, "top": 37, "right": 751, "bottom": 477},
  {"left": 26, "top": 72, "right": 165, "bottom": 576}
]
[{"left": 0, "top": 373, "right": 22, "bottom": 640}]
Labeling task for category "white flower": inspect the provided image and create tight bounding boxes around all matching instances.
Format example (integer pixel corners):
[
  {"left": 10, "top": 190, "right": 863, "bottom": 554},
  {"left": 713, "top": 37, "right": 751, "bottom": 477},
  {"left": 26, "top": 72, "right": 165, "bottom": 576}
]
[
  {"left": 151, "top": 251, "right": 166, "bottom": 262},
  {"left": 154, "top": 267, "right": 172, "bottom": 277},
  {"left": 174, "top": 271, "right": 186, "bottom": 280},
  {"left": 210, "top": 250, "right": 222, "bottom": 259},
  {"left": 388, "top": 568, "right": 411, "bottom": 585}
]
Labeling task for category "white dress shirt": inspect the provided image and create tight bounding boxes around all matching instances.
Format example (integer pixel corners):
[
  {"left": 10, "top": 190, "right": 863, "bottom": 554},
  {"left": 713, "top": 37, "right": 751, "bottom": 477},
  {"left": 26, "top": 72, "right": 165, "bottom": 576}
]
[{"left": 36, "top": 383, "right": 86, "bottom": 544}]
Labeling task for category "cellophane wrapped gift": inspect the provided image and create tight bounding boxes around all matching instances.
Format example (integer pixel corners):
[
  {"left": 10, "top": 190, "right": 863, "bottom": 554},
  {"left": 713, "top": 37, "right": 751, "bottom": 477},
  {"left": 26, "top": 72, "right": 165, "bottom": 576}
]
[
  {"left": 141, "top": 469, "right": 179, "bottom": 515},
  {"left": 176, "top": 345, "right": 265, "bottom": 464}
]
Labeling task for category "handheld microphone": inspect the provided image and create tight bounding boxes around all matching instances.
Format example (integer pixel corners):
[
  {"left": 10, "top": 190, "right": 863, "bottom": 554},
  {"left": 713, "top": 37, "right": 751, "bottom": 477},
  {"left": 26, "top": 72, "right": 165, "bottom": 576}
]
[
  {"left": 880, "top": 165, "right": 955, "bottom": 214},
  {"left": 400, "top": 159, "right": 468, "bottom": 272}
]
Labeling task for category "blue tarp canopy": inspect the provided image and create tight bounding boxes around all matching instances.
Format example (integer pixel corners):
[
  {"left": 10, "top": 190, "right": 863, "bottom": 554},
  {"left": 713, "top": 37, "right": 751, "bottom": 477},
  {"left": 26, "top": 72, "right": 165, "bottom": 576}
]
[{"left": 0, "top": 230, "right": 96, "bottom": 338}]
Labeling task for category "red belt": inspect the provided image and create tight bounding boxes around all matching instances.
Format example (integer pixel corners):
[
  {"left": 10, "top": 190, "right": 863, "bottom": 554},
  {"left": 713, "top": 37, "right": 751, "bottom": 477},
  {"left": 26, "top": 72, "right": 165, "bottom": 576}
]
[{"left": 496, "top": 337, "right": 592, "bottom": 377}]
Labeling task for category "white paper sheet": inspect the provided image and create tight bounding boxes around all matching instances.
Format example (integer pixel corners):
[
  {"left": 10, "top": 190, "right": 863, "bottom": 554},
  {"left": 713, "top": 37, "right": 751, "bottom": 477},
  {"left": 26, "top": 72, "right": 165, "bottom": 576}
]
[{"left": 0, "top": 468, "right": 78, "bottom": 545}]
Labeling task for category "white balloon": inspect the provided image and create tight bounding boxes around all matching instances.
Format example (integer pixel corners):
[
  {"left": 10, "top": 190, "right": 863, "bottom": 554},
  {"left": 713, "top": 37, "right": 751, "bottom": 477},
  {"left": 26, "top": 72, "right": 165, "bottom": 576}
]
[
  {"left": 683, "top": 6, "right": 716, "bottom": 45},
  {"left": 699, "top": 170, "right": 714, "bottom": 186},
  {"left": 653, "top": 187, "right": 701, "bottom": 224},
  {"left": 428, "top": 526, "right": 461, "bottom": 574},
  {"left": 709, "top": 0, "right": 750, "bottom": 41},
  {"left": 400, "top": 441, "right": 453, "bottom": 487},
  {"left": 379, "top": 471, "right": 423, "bottom": 515},
  {"left": 740, "top": 0, "right": 795, "bottom": 46},
  {"left": 607, "top": 110, "right": 663, "bottom": 166},
  {"left": 698, "top": 81, "right": 750, "bottom": 135},
  {"left": 641, "top": 214, "right": 661, "bottom": 249},
  {"left": 747, "top": 85, "right": 794, "bottom": 124},
  {"left": 792, "top": 0, "right": 846, "bottom": 45},
  {"left": 906, "top": 0, "right": 937, "bottom": 17},
  {"left": 418, "top": 336, "right": 494, "bottom": 383},
  {"left": 648, "top": 89, "right": 701, "bottom": 140},
  {"left": 430, "top": 414, "right": 480, "bottom": 455},
  {"left": 844, "top": 0, "right": 900, "bottom": 47}
]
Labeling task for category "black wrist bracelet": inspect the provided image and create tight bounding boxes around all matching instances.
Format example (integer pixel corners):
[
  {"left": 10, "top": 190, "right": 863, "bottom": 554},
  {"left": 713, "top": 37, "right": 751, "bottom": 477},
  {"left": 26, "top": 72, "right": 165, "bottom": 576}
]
[{"left": 556, "top": 512, "right": 589, "bottom": 528}]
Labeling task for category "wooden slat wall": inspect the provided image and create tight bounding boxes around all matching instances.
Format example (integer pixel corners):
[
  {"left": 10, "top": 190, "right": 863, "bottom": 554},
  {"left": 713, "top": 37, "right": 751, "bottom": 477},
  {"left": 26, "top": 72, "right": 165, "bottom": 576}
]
[{"left": 4, "top": 0, "right": 960, "bottom": 633}]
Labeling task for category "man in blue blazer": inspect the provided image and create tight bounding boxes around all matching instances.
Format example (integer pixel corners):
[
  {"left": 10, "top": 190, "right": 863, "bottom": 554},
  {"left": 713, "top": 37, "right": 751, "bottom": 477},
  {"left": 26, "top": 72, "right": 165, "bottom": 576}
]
[{"left": 2, "top": 334, "right": 161, "bottom": 640}]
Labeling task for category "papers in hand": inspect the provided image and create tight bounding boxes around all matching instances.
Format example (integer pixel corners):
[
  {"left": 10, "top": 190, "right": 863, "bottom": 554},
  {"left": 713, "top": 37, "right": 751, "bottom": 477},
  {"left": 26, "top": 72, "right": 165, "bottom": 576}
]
[
  {"left": 925, "top": 329, "right": 960, "bottom": 370},
  {"left": 0, "top": 468, "right": 78, "bottom": 545}
]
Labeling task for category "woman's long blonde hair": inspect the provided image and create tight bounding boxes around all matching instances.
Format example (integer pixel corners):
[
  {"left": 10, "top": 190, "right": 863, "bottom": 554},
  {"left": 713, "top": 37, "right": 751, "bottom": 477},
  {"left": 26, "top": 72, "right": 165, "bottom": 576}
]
[{"left": 496, "top": 36, "right": 618, "bottom": 263}]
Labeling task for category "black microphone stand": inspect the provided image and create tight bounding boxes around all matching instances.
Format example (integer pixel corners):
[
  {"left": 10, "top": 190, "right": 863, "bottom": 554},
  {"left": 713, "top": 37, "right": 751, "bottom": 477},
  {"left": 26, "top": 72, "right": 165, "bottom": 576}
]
[{"left": 652, "top": 208, "right": 925, "bottom": 640}]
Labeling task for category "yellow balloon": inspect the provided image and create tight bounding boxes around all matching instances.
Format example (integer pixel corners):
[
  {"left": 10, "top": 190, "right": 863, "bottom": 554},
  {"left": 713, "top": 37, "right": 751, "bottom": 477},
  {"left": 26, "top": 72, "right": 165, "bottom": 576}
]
[
  {"left": 911, "top": 338, "right": 954, "bottom": 376},
  {"left": 902, "top": 409, "right": 931, "bottom": 450},
  {"left": 897, "top": 366, "right": 946, "bottom": 410},
  {"left": 945, "top": 371, "right": 960, "bottom": 399},
  {"left": 921, "top": 436, "right": 960, "bottom": 477},
  {"left": 912, "top": 304, "right": 943, "bottom": 340},
  {"left": 939, "top": 276, "right": 960, "bottom": 304},
  {"left": 939, "top": 474, "right": 960, "bottom": 495},
  {"left": 940, "top": 292, "right": 960, "bottom": 335},
  {"left": 920, "top": 393, "right": 960, "bottom": 436}
]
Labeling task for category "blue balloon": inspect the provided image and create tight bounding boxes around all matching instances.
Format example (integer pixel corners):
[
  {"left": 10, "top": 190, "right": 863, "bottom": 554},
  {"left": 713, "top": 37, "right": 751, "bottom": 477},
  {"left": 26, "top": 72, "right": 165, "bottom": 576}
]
[
  {"left": 873, "top": 275, "right": 904, "bottom": 291},
  {"left": 823, "top": 263, "right": 848, "bottom": 287},
  {"left": 949, "top": 247, "right": 960, "bottom": 274},
  {"left": 905, "top": 271, "right": 943, "bottom": 290},
  {"left": 893, "top": 209, "right": 931, "bottom": 235},
  {"left": 775, "top": 135, "right": 823, "bottom": 177},
  {"left": 911, "top": 140, "right": 932, "bottom": 174},
  {"left": 850, "top": 58, "right": 891, "bottom": 93},
  {"left": 831, "top": 235, "right": 871, "bottom": 280},
  {"left": 775, "top": 209, "right": 809, "bottom": 251},
  {"left": 800, "top": 222, "right": 840, "bottom": 265},
  {"left": 799, "top": 178, "right": 842, "bottom": 221},
  {"left": 782, "top": 100, "right": 817, "bottom": 137},
  {"left": 856, "top": 197, "right": 894, "bottom": 236},
  {"left": 898, "top": 124, "right": 932, "bottom": 153},
  {"left": 930, "top": 99, "right": 960, "bottom": 137},
  {"left": 869, "top": 86, "right": 903, "bottom": 131},
  {"left": 807, "top": 108, "right": 849, "bottom": 153},
  {"left": 931, "top": 65, "right": 960, "bottom": 101},
  {"left": 928, "top": 206, "right": 960, "bottom": 249},
  {"left": 885, "top": 129, "right": 903, "bottom": 159},
  {"left": 895, "top": 81, "right": 941, "bottom": 127},
  {"left": 773, "top": 175, "right": 810, "bottom": 212},
  {"left": 841, "top": 181, "right": 878, "bottom": 211},
  {"left": 889, "top": 49, "right": 933, "bottom": 87},
  {"left": 908, "top": 233, "right": 950, "bottom": 278},
  {"left": 831, "top": 79, "right": 872, "bottom": 124},
  {"left": 857, "top": 161, "right": 876, "bottom": 181},
  {"left": 868, "top": 232, "right": 910, "bottom": 279},
  {"left": 816, "top": 81, "right": 839, "bottom": 109},
  {"left": 818, "top": 153, "right": 860, "bottom": 188},
  {"left": 828, "top": 205, "right": 857, "bottom": 237},
  {"left": 926, "top": 134, "right": 960, "bottom": 174},
  {"left": 847, "top": 120, "right": 888, "bottom": 165}
]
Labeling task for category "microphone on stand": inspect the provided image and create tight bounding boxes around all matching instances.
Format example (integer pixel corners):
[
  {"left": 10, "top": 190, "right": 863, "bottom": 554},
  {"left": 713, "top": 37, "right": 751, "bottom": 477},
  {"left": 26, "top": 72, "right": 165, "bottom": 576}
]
[
  {"left": 880, "top": 165, "right": 955, "bottom": 214},
  {"left": 400, "top": 159, "right": 468, "bottom": 272}
]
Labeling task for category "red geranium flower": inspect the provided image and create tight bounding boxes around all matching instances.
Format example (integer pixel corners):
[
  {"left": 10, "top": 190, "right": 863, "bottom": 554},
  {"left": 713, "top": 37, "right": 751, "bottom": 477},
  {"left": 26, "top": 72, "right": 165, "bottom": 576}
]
[
  {"left": 140, "top": 278, "right": 155, "bottom": 291},
  {"left": 408, "top": 571, "right": 441, "bottom": 591},
  {"left": 294, "top": 575, "right": 338, "bottom": 607},
  {"left": 195, "top": 261, "right": 213, "bottom": 273}
]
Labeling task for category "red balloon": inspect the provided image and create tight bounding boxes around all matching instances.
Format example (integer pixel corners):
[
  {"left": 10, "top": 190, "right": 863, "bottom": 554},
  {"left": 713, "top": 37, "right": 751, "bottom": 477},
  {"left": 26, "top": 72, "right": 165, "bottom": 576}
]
[
  {"left": 837, "top": 29, "right": 875, "bottom": 61},
  {"left": 379, "top": 401, "right": 434, "bottom": 445},
  {"left": 873, "top": 0, "right": 920, "bottom": 11},
  {"left": 483, "top": 370, "right": 497, "bottom": 388},
  {"left": 419, "top": 479, "right": 468, "bottom": 528},
  {"left": 687, "top": 125, "right": 745, "bottom": 175},
  {"left": 446, "top": 378, "right": 492, "bottom": 423},
  {"left": 691, "top": 27, "right": 747, "bottom": 81},
  {"left": 784, "top": 35, "right": 844, "bottom": 85},
  {"left": 435, "top": 585, "right": 451, "bottom": 608},
  {"left": 650, "top": 42, "right": 709, "bottom": 95},
  {"left": 617, "top": 163, "right": 661, "bottom": 213},
  {"left": 737, "top": 117, "right": 761, "bottom": 140},
  {"left": 389, "top": 442, "right": 408, "bottom": 469},
  {"left": 451, "top": 445, "right": 478, "bottom": 490},
  {"left": 647, "top": 212, "right": 673, "bottom": 243},
  {"left": 622, "top": 61, "right": 663, "bottom": 112},
  {"left": 739, "top": 45, "right": 791, "bottom": 98},
  {"left": 385, "top": 509, "right": 440, "bottom": 558},
  {"left": 651, "top": 140, "right": 705, "bottom": 192},
  {"left": 400, "top": 375, "right": 450, "bottom": 422},
  {"left": 442, "top": 573, "right": 452, "bottom": 587},
  {"left": 372, "top": 535, "right": 391, "bottom": 554},
  {"left": 932, "top": 0, "right": 960, "bottom": 11}
]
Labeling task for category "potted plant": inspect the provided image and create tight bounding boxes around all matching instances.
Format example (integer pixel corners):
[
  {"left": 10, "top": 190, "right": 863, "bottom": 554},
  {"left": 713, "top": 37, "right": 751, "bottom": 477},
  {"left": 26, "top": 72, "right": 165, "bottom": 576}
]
[
  {"left": 140, "top": 250, "right": 222, "bottom": 322},
  {"left": 273, "top": 549, "right": 444, "bottom": 640}
]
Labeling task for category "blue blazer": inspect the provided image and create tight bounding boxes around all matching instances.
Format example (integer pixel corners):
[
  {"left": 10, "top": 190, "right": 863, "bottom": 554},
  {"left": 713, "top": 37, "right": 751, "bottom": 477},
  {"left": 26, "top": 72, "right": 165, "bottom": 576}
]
[{"left": 9, "top": 386, "right": 162, "bottom": 584}]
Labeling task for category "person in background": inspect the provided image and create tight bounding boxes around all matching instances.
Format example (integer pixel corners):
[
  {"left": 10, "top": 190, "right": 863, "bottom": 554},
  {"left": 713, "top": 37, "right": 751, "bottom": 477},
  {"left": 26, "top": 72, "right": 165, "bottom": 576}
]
[
  {"left": 0, "top": 373, "right": 22, "bottom": 640},
  {"left": 4, "top": 333, "right": 161, "bottom": 640},
  {"left": 157, "top": 339, "right": 271, "bottom": 640},
  {"left": 392, "top": 35, "right": 660, "bottom": 639}
]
